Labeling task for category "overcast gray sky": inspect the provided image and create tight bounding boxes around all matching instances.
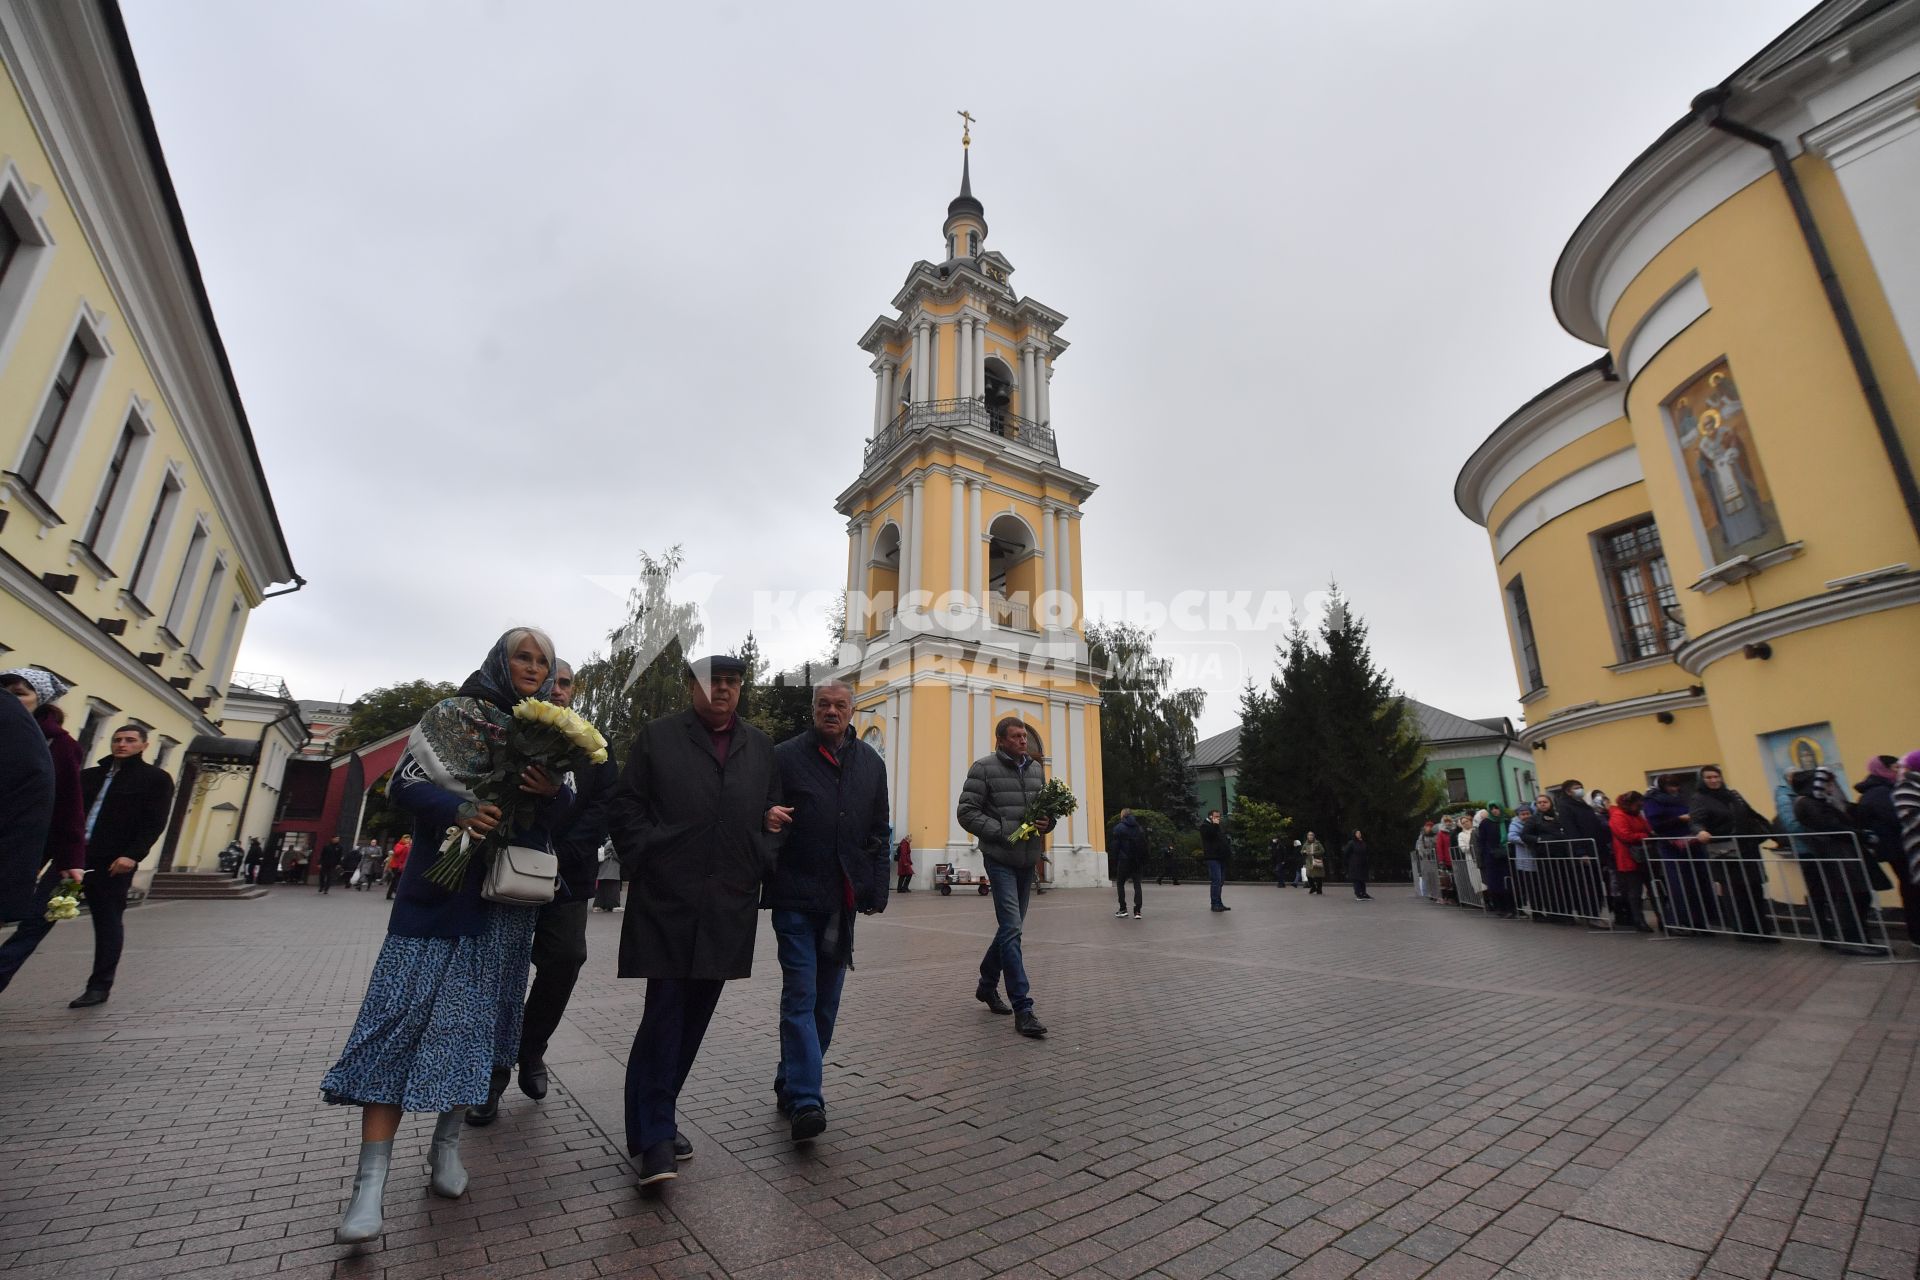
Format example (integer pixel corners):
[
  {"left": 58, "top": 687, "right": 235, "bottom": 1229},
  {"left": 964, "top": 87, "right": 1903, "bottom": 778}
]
[{"left": 122, "top": 0, "right": 1809, "bottom": 735}]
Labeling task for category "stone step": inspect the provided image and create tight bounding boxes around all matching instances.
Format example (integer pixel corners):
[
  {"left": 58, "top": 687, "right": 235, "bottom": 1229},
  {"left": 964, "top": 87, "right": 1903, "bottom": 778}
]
[{"left": 146, "top": 873, "right": 268, "bottom": 902}]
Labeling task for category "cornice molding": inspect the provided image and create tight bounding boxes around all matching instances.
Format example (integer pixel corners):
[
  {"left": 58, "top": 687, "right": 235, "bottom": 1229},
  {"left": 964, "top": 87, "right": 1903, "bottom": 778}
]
[
  {"left": 1673, "top": 571, "right": 1920, "bottom": 674},
  {"left": 1522, "top": 687, "right": 1707, "bottom": 743},
  {"left": 1454, "top": 360, "right": 1621, "bottom": 526}
]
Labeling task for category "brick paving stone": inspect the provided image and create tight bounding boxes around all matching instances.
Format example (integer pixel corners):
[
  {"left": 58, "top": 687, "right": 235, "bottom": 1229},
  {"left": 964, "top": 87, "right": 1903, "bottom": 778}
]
[{"left": 2, "top": 886, "right": 1915, "bottom": 1277}]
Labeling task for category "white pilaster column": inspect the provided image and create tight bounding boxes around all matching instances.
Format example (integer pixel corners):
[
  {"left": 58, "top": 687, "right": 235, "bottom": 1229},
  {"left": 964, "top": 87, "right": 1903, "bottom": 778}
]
[
  {"left": 1066, "top": 700, "right": 1086, "bottom": 848},
  {"left": 846, "top": 520, "right": 860, "bottom": 603},
  {"left": 1020, "top": 347, "right": 1035, "bottom": 419},
  {"left": 967, "top": 480, "right": 984, "bottom": 606},
  {"left": 1056, "top": 510, "right": 1073, "bottom": 622},
  {"left": 948, "top": 472, "right": 964, "bottom": 602},
  {"left": 896, "top": 488, "right": 912, "bottom": 616},
  {"left": 949, "top": 683, "right": 970, "bottom": 845},
  {"left": 956, "top": 319, "right": 972, "bottom": 401},
  {"left": 880, "top": 362, "right": 895, "bottom": 422},
  {"left": 974, "top": 324, "right": 987, "bottom": 398},
  {"left": 971, "top": 690, "right": 991, "bottom": 759},
  {"left": 1038, "top": 355, "right": 1052, "bottom": 424},
  {"left": 1040, "top": 502, "right": 1058, "bottom": 606},
  {"left": 872, "top": 361, "right": 888, "bottom": 433},
  {"left": 908, "top": 476, "right": 926, "bottom": 603},
  {"left": 895, "top": 692, "right": 913, "bottom": 843}
]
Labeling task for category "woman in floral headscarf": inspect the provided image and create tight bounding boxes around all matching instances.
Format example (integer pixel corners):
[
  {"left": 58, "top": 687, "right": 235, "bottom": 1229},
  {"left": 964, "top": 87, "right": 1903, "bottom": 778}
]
[{"left": 323, "top": 629, "right": 570, "bottom": 1245}]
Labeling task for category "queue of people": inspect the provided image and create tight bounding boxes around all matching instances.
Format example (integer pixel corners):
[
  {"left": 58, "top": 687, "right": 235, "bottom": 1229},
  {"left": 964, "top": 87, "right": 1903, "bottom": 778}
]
[{"left": 1428, "top": 756, "right": 1920, "bottom": 955}]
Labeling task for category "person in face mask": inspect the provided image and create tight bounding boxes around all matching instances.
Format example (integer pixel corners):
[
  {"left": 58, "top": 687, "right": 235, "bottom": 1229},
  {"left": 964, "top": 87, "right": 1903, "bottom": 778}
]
[{"left": 1553, "top": 780, "right": 1612, "bottom": 923}]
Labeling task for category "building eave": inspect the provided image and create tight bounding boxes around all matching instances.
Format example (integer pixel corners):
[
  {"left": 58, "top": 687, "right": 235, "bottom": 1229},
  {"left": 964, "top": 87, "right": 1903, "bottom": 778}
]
[{"left": 1453, "top": 357, "right": 1617, "bottom": 526}]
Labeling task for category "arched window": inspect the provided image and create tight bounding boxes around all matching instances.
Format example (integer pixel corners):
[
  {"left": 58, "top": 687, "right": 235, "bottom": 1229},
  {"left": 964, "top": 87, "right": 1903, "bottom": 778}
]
[
  {"left": 946, "top": 233, "right": 955, "bottom": 260},
  {"left": 983, "top": 357, "right": 1015, "bottom": 435},
  {"left": 967, "top": 231, "right": 980, "bottom": 257},
  {"left": 986, "top": 513, "right": 1040, "bottom": 630}
]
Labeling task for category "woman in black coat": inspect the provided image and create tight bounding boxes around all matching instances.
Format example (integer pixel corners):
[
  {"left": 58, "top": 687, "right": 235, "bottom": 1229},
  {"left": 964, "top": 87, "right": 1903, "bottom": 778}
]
[
  {"left": 1688, "top": 766, "right": 1776, "bottom": 938},
  {"left": 1793, "top": 769, "right": 1881, "bottom": 954}
]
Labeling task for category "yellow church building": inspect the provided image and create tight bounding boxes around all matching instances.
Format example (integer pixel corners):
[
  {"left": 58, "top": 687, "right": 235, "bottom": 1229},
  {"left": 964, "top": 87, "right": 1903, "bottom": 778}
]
[
  {"left": 836, "top": 138, "right": 1106, "bottom": 887},
  {"left": 0, "top": 2, "right": 299, "bottom": 888},
  {"left": 1456, "top": 0, "right": 1920, "bottom": 806}
]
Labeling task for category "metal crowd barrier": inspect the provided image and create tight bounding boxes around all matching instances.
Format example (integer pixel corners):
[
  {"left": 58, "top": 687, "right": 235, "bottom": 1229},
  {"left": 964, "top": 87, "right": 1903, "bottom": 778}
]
[
  {"left": 1516, "top": 839, "right": 1618, "bottom": 931},
  {"left": 1451, "top": 848, "right": 1487, "bottom": 910},
  {"left": 1411, "top": 850, "right": 1444, "bottom": 901},
  {"left": 1642, "top": 831, "right": 1898, "bottom": 957}
]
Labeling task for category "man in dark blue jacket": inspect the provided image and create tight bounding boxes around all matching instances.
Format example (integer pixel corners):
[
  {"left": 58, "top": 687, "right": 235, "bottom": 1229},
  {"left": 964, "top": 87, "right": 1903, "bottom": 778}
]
[
  {"left": 768, "top": 678, "right": 889, "bottom": 1143},
  {"left": 505, "top": 661, "right": 622, "bottom": 1118}
]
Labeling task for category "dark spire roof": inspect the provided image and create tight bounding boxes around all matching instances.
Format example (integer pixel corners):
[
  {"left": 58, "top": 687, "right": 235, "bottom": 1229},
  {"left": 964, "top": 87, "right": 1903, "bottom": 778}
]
[{"left": 947, "top": 149, "right": 984, "bottom": 221}]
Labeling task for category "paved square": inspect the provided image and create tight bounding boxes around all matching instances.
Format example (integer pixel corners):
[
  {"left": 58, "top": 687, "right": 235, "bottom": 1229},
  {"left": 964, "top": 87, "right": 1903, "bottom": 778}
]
[{"left": 2, "top": 881, "right": 1917, "bottom": 1279}]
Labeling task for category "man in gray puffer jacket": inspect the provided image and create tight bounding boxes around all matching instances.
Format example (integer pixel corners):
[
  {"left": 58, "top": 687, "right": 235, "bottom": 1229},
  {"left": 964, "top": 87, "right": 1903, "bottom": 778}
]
[{"left": 957, "top": 717, "right": 1056, "bottom": 1039}]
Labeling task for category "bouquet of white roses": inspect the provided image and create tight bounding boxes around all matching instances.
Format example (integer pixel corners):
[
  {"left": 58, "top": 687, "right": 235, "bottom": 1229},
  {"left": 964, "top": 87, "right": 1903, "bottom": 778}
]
[
  {"left": 424, "top": 698, "right": 610, "bottom": 890},
  {"left": 44, "top": 878, "right": 82, "bottom": 923},
  {"left": 1011, "top": 779, "right": 1078, "bottom": 843}
]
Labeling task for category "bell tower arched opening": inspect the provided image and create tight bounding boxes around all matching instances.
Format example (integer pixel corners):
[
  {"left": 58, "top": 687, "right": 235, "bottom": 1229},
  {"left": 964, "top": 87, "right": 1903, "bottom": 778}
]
[
  {"left": 987, "top": 513, "right": 1039, "bottom": 630},
  {"left": 984, "top": 356, "right": 1015, "bottom": 434}
]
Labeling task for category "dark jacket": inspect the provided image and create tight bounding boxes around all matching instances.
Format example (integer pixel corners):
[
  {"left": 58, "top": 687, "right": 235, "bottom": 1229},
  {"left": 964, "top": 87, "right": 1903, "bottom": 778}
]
[
  {"left": 1554, "top": 799, "right": 1608, "bottom": 862},
  {"left": 1343, "top": 838, "right": 1369, "bottom": 880},
  {"left": 1641, "top": 789, "right": 1693, "bottom": 841},
  {"left": 956, "top": 748, "right": 1046, "bottom": 870},
  {"left": 1893, "top": 773, "right": 1920, "bottom": 887},
  {"left": 1689, "top": 783, "right": 1772, "bottom": 858},
  {"left": 1109, "top": 815, "right": 1148, "bottom": 865},
  {"left": 36, "top": 709, "right": 84, "bottom": 872},
  {"left": 1199, "top": 821, "right": 1230, "bottom": 863},
  {"left": 1473, "top": 815, "right": 1505, "bottom": 861},
  {"left": 609, "top": 710, "right": 781, "bottom": 981},
  {"left": 0, "top": 693, "right": 53, "bottom": 923},
  {"left": 319, "top": 840, "right": 343, "bottom": 871},
  {"left": 1853, "top": 776, "right": 1903, "bottom": 868},
  {"left": 1793, "top": 789, "right": 1873, "bottom": 893},
  {"left": 386, "top": 754, "right": 570, "bottom": 939},
  {"left": 551, "top": 750, "right": 621, "bottom": 902},
  {"left": 769, "top": 728, "right": 890, "bottom": 918},
  {"left": 79, "top": 754, "right": 174, "bottom": 869}
]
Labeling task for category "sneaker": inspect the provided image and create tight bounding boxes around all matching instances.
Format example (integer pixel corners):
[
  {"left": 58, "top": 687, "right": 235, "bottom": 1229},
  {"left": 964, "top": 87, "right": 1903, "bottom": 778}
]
[
  {"left": 1015, "top": 1010, "right": 1048, "bottom": 1039},
  {"left": 1114, "top": 907, "right": 1128, "bottom": 918},
  {"left": 790, "top": 1106, "right": 827, "bottom": 1142},
  {"left": 1132, "top": 910, "right": 1142, "bottom": 919},
  {"left": 975, "top": 987, "right": 1013, "bottom": 1015},
  {"left": 637, "top": 1139, "right": 678, "bottom": 1187},
  {"left": 673, "top": 1131, "right": 694, "bottom": 1161}
]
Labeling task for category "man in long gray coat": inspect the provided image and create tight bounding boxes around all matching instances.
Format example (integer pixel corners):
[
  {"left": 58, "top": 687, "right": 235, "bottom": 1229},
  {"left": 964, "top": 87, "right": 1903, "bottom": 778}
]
[
  {"left": 956, "top": 716, "right": 1056, "bottom": 1039},
  {"left": 608, "top": 654, "right": 789, "bottom": 1188}
]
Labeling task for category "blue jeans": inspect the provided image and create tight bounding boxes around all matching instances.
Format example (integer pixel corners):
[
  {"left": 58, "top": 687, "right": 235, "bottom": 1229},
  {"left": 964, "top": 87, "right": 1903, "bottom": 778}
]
[
  {"left": 1207, "top": 859, "right": 1225, "bottom": 908},
  {"left": 979, "top": 862, "right": 1033, "bottom": 1013},
  {"left": 771, "top": 909, "right": 847, "bottom": 1113}
]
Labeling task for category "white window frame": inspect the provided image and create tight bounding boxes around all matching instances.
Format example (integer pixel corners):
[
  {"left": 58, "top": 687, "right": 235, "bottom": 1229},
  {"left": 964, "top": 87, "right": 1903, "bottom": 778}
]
[
  {"left": 161, "top": 516, "right": 211, "bottom": 642},
  {"left": 8, "top": 300, "right": 114, "bottom": 517},
  {"left": 76, "top": 695, "right": 119, "bottom": 759},
  {"left": 208, "top": 598, "right": 244, "bottom": 695},
  {"left": 124, "top": 463, "right": 185, "bottom": 613},
  {"left": 76, "top": 395, "right": 156, "bottom": 572},
  {"left": 0, "top": 158, "right": 58, "bottom": 379},
  {"left": 188, "top": 552, "right": 227, "bottom": 662}
]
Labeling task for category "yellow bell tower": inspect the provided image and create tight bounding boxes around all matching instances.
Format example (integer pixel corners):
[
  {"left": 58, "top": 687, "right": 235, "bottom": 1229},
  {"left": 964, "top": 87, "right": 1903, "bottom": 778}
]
[{"left": 836, "top": 125, "right": 1105, "bottom": 887}]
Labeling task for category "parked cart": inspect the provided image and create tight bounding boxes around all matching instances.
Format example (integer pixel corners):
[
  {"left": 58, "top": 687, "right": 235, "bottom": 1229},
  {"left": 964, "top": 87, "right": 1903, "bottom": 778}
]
[{"left": 932, "top": 863, "right": 991, "bottom": 896}]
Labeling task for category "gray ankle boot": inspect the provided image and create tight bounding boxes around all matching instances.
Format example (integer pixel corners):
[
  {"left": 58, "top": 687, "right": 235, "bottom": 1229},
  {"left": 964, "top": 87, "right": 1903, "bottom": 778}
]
[
  {"left": 428, "top": 1110, "right": 469, "bottom": 1198},
  {"left": 334, "top": 1139, "right": 392, "bottom": 1244}
]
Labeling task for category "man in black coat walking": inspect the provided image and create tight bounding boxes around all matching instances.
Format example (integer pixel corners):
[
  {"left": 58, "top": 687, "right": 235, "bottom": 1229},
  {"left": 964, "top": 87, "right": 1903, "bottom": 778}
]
[
  {"left": 505, "top": 661, "right": 621, "bottom": 1118},
  {"left": 1200, "top": 810, "right": 1231, "bottom": 911},
  {"left": 1344, "top": 831, "right": 1372, "bottom": 900},
  {"left": 1109, "top": 809, "right": 1147, "bottom": 918},
  {"left": 53, "top": 726, "right": 172, "bottom": 1006},
  {"left": 317, "top": 839, "right": 342, "bottom": 894},
  {"left": 768, "top": 679, "right": 889, "bottom": 1143},
  {"left": 608, "top": 655, "right": 787, "bottom": 1188}
]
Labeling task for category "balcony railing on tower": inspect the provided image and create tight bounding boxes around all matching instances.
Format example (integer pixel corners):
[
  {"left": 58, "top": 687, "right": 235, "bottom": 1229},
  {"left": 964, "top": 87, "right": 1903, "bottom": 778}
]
[{"left": 865, "top": 398, "right": 1057, "bottom": 463}]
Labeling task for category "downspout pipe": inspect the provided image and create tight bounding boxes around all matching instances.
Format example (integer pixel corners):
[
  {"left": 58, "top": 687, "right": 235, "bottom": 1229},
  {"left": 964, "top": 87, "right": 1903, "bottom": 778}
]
[
  {"left": 1493, "top": 739, "right": 1512, "bottom": 811},
  {"left": 1692, "top": 87, "right": 1920, "bottom": 548}
]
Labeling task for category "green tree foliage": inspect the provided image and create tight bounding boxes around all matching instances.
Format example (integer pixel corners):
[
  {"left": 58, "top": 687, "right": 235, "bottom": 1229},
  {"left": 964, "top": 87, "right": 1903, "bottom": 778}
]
[
  {"left": 1088, "top": 621, "right": 1206, "bottom": 827},
  {"left": 740, "top": 634, "right": 819, "bottom": 745},
  {"left": 570, "top": 546, "right": 703, "bottom": 754},
  {"left": 335, "top": 679, "right": 458, "bottom": 754},
  {"left": 1228, "top": 797, "right": 1293, "bottom": 878},
  {"left": 1237, "top": 589, "right": 1432, "bottom": 881}
]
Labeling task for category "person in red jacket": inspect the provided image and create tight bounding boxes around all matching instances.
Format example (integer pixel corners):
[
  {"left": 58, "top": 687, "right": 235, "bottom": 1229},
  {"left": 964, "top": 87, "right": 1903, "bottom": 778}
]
[
  {"left": 384, "top": 835, "right": 412, "bottom": 900},
  {"left": 1608, "top": 791, "right": 1656, "bottom": 932}
]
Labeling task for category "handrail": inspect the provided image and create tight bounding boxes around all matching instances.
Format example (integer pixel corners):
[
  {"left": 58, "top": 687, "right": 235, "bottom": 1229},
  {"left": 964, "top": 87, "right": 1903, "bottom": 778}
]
[{"left": 864, "top": 398, "right": 1057, "bottom": 462}]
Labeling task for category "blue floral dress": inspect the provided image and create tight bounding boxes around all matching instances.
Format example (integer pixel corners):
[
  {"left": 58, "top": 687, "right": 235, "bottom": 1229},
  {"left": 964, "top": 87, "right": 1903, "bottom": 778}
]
[{"left": 322, "top": 689, "right": 558, "bottom": 1112}]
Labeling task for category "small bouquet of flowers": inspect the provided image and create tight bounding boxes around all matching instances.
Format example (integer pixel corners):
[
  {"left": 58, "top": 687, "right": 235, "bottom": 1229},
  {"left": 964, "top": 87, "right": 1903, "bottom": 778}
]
[
  {"left": 1011, "top": 779, "right": 1078, "bottom": 843},
  {"left": 44, "top": 878, "right": 82, "bottom": 923},
  {"left": 424, "top": 699, "right": 610, "bottom": 890}
]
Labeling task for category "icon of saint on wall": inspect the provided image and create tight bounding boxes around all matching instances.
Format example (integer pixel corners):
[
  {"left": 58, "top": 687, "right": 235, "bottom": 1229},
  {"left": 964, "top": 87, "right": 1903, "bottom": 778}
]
[{"left": 1664, "top": 361, "right": 1785, "bottom": 565}]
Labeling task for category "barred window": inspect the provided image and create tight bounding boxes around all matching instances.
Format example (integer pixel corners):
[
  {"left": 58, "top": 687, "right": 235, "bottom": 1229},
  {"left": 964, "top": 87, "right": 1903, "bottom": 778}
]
[
  {"left": 1598, "top": 518, "right": 1685, "bottom": 660},
  {"left": 1506, "top": 575, "right": 1542, "bottom": 691}
]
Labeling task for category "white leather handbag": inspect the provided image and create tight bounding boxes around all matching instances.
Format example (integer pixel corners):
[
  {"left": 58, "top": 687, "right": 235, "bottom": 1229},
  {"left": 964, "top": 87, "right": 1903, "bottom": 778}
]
[{"left": 481, "top": 843, "right": 558, "bottom": 905}]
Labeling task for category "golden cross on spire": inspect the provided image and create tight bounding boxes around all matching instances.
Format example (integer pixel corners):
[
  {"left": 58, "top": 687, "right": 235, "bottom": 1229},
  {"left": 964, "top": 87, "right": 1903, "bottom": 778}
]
[{"left": 957, "top": 109, "right": 975, "bottom": 149}]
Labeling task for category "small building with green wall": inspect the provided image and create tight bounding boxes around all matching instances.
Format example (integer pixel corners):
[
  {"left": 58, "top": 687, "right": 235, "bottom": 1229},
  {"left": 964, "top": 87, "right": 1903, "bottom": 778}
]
[{"left": 1190, "top": 699, "right": 1536, "bottom": 818}]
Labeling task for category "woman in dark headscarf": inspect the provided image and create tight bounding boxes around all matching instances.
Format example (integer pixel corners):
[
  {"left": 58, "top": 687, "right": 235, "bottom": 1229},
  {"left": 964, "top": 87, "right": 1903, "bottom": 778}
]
[
  {"left": 1790, "top": 768, "right": 1883, "bottom": 956},
  {"left": 322, "top": 628, "right": 570, "bottom": 1245}
]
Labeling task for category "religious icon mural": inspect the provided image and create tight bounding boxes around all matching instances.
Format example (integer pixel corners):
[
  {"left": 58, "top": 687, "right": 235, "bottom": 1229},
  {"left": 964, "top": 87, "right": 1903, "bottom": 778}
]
[
  {"left": 1758, "top": 721, "right": 1846, "bottom": 794},
  {"left": 1665, "top": 360, "right": 1785, "bottom": 565}
]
